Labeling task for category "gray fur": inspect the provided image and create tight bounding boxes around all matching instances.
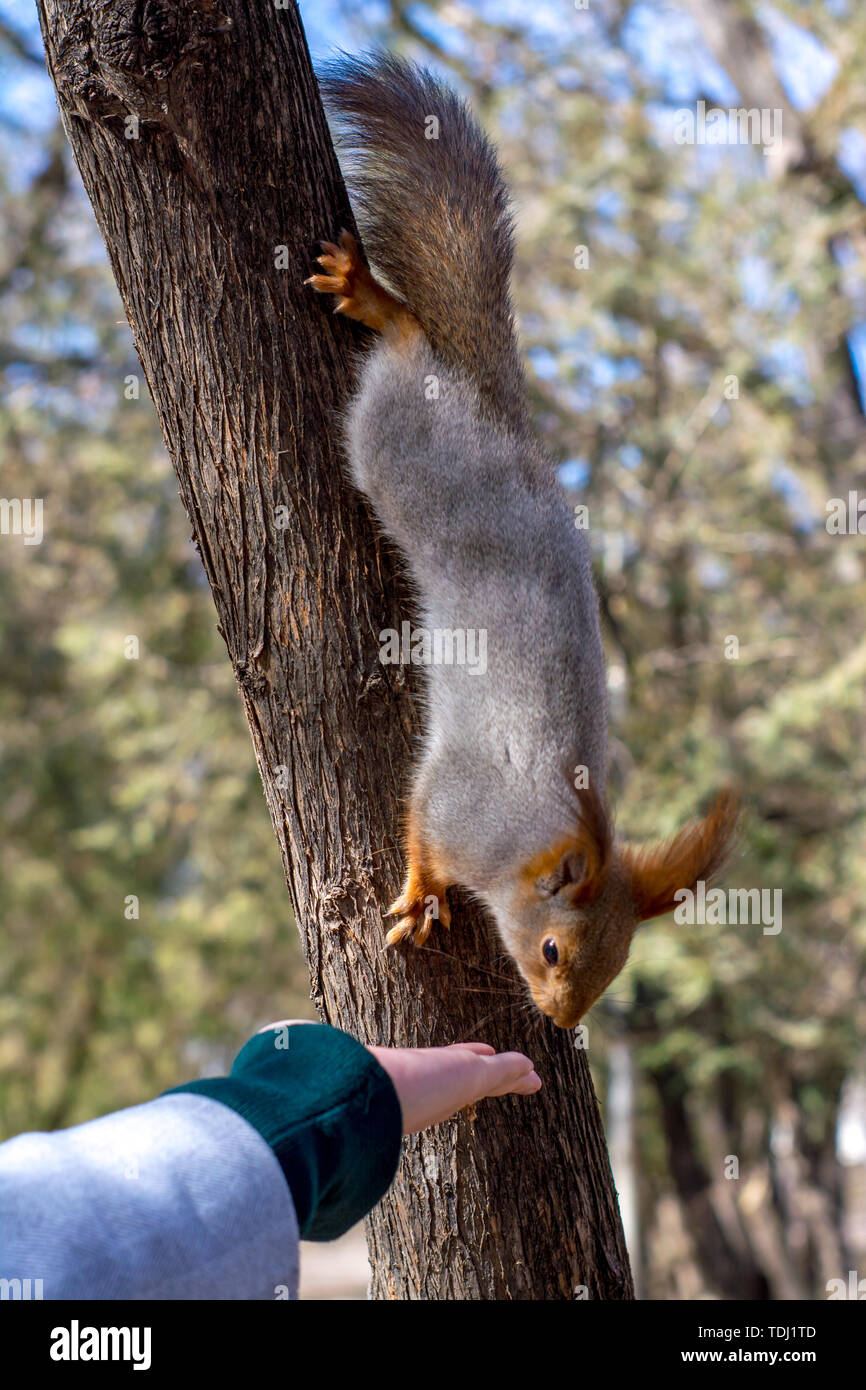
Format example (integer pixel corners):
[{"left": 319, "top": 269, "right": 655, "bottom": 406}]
[
  {"left": 346, "top": 337, "right": 608, "bottom": 946},
  {"left": 321, "top": 52, "right": 527, "bottom": 433},
  {"left": 312, "top": 55, "right": 737, "bottom": 1026}
]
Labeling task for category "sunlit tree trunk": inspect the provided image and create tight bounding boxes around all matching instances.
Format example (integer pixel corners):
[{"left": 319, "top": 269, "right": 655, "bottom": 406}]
[{"left": 37, "top": 0, "right": 633, "bottom": 1299}]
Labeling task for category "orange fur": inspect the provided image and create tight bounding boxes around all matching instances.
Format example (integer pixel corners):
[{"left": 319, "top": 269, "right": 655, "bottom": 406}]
[
  {"left": 385, "top": 805, "right": 453, "bottom": 945},
  {"left": 620, "top": 788, "right": 739, "bottom": 921},
  {"left": 518, "top": 782, "right": 612, "bottom": 905},
  {"left": 306, "top": 230, "right": 420, "bottom": 345}
]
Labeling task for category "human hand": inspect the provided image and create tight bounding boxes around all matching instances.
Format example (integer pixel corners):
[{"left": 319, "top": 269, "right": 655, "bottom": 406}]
[
  {"left": 259, "top": 1022, "right": 541, "bottom": 1136},
  {"left": 366, "top": 1041, "right": 541, "bottom": 1134}
]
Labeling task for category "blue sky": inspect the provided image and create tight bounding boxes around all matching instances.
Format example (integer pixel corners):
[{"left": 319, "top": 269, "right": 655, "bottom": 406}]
[{"left": 2, "top": 1, "right": 863, "bottom": 416}]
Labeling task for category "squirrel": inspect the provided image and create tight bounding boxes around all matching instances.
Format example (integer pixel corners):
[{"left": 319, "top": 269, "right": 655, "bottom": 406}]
[{"left": 307, "top": 53, "right": 738, "bottom": 1028}]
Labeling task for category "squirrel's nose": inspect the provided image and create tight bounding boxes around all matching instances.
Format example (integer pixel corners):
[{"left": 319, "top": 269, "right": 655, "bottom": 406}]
[{"left": 553, "top": 1007, "right": 583, "bottom": 1029}]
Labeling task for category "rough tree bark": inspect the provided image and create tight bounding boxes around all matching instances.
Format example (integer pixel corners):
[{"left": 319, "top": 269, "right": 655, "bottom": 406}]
[{"left": 37, "top": 0, "right": 633, "bottom": 1299}]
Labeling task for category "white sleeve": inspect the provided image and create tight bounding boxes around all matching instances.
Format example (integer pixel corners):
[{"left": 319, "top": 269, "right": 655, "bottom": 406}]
[{"left": 0, "top": 1092, "right": 299, "bottom": 1300}]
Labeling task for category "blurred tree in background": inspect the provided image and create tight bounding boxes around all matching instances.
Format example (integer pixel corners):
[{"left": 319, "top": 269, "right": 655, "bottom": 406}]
[
  {"left": 0, "top": 7, "right": 307, "bottom": 1139},
  {"left": 1, "top": 0, "right": 864, "bottom": 1298}
]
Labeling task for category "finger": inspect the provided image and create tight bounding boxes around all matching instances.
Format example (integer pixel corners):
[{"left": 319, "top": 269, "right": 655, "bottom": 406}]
[
  {"left": 477, "top": 1052, "right": 541, "bottom": 1097},
  {"left": 483, "top": 1070, "right": 542, "bottom": 1098},
  {"left": 448, "top": 1042, "right": 496, "bottom": 1056},
  {"left": 483, "top": 1049, "right": 535, "bottom": 1070}
]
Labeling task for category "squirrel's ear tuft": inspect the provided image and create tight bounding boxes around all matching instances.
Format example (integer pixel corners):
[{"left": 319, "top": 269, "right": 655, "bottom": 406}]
[
  {"left": 621, "top": 789, "right": 739, "bottom": 923},
  {"left": 522, "top": 783, "right": 612, "bottom": 904}
]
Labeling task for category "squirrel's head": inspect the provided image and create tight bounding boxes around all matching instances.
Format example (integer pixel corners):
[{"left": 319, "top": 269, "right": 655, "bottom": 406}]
[{"left": 506, "top": 786, "right": 738, "bottom": 1028}]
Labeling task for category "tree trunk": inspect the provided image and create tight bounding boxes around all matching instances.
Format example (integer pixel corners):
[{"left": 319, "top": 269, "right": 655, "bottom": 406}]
[
  {"left": 647, "top": 1061, "right": 769, "bottom": 1300},
  {"left": 37, "top": 0, "right": 633, "bottom": 1300}
]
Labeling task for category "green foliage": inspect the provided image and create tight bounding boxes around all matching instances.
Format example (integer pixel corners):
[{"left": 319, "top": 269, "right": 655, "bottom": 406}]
[{"left": 0, "top": 107, "right": 310, "bottom": 1136}]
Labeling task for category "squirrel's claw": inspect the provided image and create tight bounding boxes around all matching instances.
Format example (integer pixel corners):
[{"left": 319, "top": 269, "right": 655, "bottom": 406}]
[
  {"left": 305, "top": 230, "right": 419, "bottom": 340},
  {"left": 384, "top": 913, "right": 426, "bottom": 947},
  {"left": 304, "top": 273, "right": 344, "bottom": 294},
  {"left": 317, "top": 239, "right": 343, "bottom": 259},
  {"left": 384, "top": 890, "right": 451, "bottom": 947}
]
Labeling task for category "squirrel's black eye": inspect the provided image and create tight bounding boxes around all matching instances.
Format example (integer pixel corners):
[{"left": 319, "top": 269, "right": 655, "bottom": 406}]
[{"left": 542, "top": 937, "right": 559, "bottom": 966}]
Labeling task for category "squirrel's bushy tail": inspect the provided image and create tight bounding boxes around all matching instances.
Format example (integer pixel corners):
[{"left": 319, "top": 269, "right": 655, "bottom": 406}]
[{"left": 320, "top": 52, "right": 525, "bottom": 429}]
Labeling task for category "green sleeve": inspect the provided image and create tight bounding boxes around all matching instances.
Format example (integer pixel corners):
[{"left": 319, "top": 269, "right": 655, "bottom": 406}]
[{"left": 166, "top": 1023, "right": 403, "bottom": 1240}]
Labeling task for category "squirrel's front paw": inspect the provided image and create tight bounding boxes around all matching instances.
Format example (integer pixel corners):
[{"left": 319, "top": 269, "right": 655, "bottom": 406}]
[{"left": 385, "top": 888, "right": 451, "bottom": 947}]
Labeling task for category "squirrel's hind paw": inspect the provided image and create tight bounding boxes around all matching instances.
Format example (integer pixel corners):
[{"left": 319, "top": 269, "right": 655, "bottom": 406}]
[{"left": 306, "top": 230, "right": 418, "bottom": 341}]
